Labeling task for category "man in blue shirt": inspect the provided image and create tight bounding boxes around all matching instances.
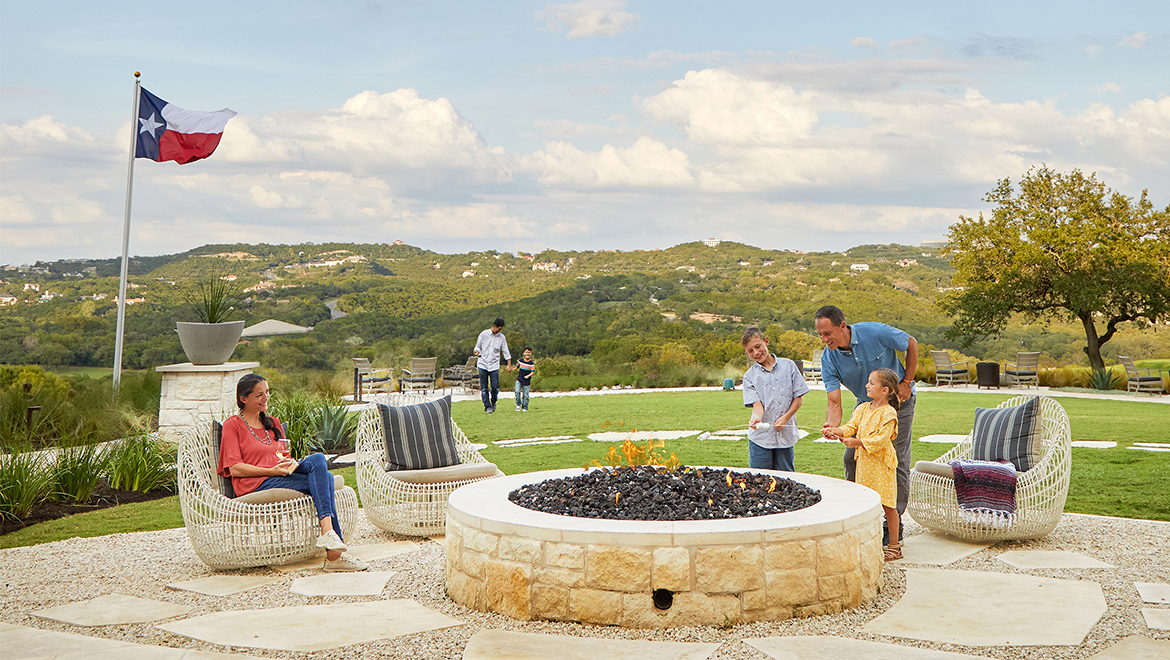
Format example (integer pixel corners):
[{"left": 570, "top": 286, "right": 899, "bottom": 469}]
[{"left": 816, "top": 305, "right": 917, "bottom": 536}]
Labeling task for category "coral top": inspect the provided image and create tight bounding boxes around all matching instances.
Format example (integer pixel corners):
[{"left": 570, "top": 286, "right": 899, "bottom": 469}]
[
  {"left": 840, "top": 402, "right": 899, "bottom": 508},
  {"left": 217, "top": 414, "right": 288, "bottom": 496}
]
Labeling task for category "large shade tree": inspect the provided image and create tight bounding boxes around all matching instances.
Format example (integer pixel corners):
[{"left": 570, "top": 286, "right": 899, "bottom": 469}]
[{"left": 939, "top": 167, "right": 1170, "bottom": 370}]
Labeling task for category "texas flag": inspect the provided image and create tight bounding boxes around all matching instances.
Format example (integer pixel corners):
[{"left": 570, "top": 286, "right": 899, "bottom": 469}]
[{"left": 135, "top": 88, "right": 236, "bottom": 165}]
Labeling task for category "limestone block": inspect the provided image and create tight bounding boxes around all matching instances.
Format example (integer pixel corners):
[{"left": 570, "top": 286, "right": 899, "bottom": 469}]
[
  {"left": 860, "top": 537, "right": 883, "bottom": 585},
  {"left": 766, "top": 567, "right": 818, "bottom": 607},
  {"left": 620, "top": 591, "right": 741, "bottom": 628},
  {"left": 817, "top": 532, "right": 860, "bottom": 576},
  {"left": 499, "top": 535, "right": 542, "bottom": 564},
  {"left": 764, "top": 539, "right": 816, "bottom": 572},
  {"left": 843, "top": 569, "right": 864, "bottom": 606},
  {"left": 447, "top": 570, "right": 484, "bottom": 611},
  {"left": 462, "top": 550, "right": 486, "bottom": 579},
  {"left": 159, "top": 408, "right": 199, "bottom": 429},
  {"left": 695, "top": 545, "right": 762, "bottom": 593},
  {"left": 741, "top": 588, "right": 766, "bottom": 612},
  {"left": 173, "top": 374, "right": 226, "bottom": 400},
  {"left": 164, "top": 398, "right": 201, "bottom": 411},
  {"left": 794, "top": 600, "right": 845, "bottom": 618},
  {"left": 544, "top": 542, "right": 585, "bottom": 569},
  {"left": 586, "top": 546, "right": 651, "bottom": 592},
  {"left": 570, "top": 588, "right": 622, "bottom": 626},
  {"left": 484, "top": 560, "right": 532, "bottom": 620},
  {"left": 652, "top": 546, "right": 690, "bottom": 592},
  {"left": 742, "top": 604, "right": 794, "bottom": 624},
  {"left": 464, "top": 528, "right": 499, "bottom": 556},
  {"left": 818, "top": 574, "right": 847, "bottom": 600},
  {"left": 534, "top": 567, "right": 584, "bottom": 588},
  {"left": 532, "top": 585, "right": 569, "bottom": 620}
]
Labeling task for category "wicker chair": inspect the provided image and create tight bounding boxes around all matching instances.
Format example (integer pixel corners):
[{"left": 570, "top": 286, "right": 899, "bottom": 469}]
[
  {"left": 931, "top": 350, "right": 971, "bottom": 387},
  {"left": 178, "top": 420, "right": 359, "bottom": 569},
  {"left": 356, "top": 393, "right": 502, "bottom": 536},
  {"left": 907, "top": 395, "right": 1071, "bottom": 541}
]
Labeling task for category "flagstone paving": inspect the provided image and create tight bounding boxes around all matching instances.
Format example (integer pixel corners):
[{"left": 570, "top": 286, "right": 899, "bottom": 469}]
[
  {"left": 1071, "top": 441, "right": 1118, "bottom": 448},
  {"left": 1137, "top": 583, "right": 1170, "bottom": 604},
  {"left": 586, "top": 429, "right": 703, "bottom": 442},
  {"left": 156, "top": 599, "right": 462, "bottom": 652},
  {"left": 343, "top": 540, "right": 421, "bottom": 562},
  {"left": 899, "top": 531, "right": 992, "bottom": 565},
  {"left": 0, "top": 622, "right": 265, "bottom": 660},
  {"left": 918, "top": 433, "right": 970, "bottom": 444},
  {"left": 997, "top": 550, "right": 1115, "bottom": 569},
  {"left": 460, "top": 630, "right": 720, "bottom": 660},
  {"left": 289, "top": 571, "right": 395, "bottom": 597},
  {"left": 1086, "top": 636, "right": 1170, "bottom": 660},
  {"left": 33, "top": 594, "right": 192, "bottom": 627},
  {"left": 1143, "top": 609, "right": 1170, "bottom": 631},
  {"left": 745, "top": 635, "right": 989, "bottom": 659},
  {"left": 862, "top": 568, "right": 1108, "bottom": 646},
  {"left": 167, "top": 575, "right": 282, "bottom": 596}
]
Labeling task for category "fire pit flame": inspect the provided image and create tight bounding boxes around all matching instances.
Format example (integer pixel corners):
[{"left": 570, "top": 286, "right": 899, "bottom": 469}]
[
  {"left": 768, "top": 477, "right": 777, "bottom": 493},
  {"left": 726, "top": 472, "right": 732, "bottom": 487},
  {"left": 739, "top": 481, "right": 746, "bottom": 491}
]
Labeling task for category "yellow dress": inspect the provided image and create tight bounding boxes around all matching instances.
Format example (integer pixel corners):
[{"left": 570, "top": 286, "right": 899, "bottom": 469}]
[{"left": 840, "top": 402, "right": 899, "bottom": 508}]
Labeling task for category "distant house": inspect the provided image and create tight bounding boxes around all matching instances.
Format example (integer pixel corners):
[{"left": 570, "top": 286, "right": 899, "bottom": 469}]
[
  {"left": 462, "top": 270, "right": 475, "bottom": 278},
  {"left": 532, "top": 262, "right": 560, "bottom": 273},
  {"left": 23, "top": 283, "right": 39, "bottom": 292},
  {"left": 850, "top": 264, "right": 870, "bottom": 272},
  {"left": 761, "top": 260, "right": 773, "bottom": 266},
  {"left": 702, "top": 238, "right": 721, "bottom": 247},
  {"left": 897, "top": 259, "right": 918, "bottom": 268},
  {"left": 738, "top": 260, "right": 751, "bottom": 266},
  {"left": 0, "top": 293, "right": 17, "bottom": 306},
  {"left": 114, "top": 296, "right": 145, "bottom": 305}
]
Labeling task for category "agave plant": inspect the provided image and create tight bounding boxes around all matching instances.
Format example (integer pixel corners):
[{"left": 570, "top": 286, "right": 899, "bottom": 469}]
[
  {"left": 309, "top": 402, "right": 357, "bottom": 454},
  {"left": 1087, "top": 367, "right": 1121, "bottom": 391},
  {"left": 184, "top": 277, "right": 243, "bottom": 324}
]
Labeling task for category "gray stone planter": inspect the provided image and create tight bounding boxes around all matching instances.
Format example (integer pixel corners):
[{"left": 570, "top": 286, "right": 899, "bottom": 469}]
[{"left": 176, "top": 321, "right": 245, "bottom": 365}]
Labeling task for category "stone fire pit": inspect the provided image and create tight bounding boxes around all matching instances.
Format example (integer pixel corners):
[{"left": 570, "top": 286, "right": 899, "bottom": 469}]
[{"left": 445, "top": 468, "right": 884, "bottom": 628}]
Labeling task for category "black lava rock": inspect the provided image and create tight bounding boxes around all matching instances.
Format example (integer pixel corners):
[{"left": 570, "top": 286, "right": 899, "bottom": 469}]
[{"left": 508, "top": 466, "right": 821, "bottom": 521}]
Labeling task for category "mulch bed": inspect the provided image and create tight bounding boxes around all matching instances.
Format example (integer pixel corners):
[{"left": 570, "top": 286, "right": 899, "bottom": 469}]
[{"left": 0, "top": 482, "right": 175, "bottom": 536}]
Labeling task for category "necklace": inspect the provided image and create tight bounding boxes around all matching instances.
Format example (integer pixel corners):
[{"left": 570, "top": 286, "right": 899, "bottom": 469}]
[{"left": 240, "top": 414, "right": 272, "bottom": 445}]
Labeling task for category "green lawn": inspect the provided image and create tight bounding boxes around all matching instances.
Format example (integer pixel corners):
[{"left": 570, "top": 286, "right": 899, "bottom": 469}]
[
  {"left": 46, "top": 366, "right": 117, "bottom": 378},
  {"left": 3, "top": 388, "right": 1166, "bottom": 549}
]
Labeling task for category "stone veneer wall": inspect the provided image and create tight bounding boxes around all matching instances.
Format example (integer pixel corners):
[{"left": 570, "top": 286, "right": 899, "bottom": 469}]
[
  {"left": 156, "top": 362, "right": 259, "bottom": 443},
  {"left": 445, "top": 513, "right": 883, "bottom": 628}
]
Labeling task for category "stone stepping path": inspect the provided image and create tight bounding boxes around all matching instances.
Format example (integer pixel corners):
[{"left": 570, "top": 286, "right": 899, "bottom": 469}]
[
  {"left": 33, "top": 593, "right": 191, "bottom": 627},
  {"left": 745, "top": 635, "right": 988, "bottom": 659},
  {"left": 1071, "top": 441, "right": 1117, "bottom": 448},
  {"left": 1143, "top": 608, "right": 1170, "bottom": 630},
  {"left": 494, "top": 435, "right": 581, "bottom": 447},
  {"left": 156, "top": 599, "right": 462, "bottom": 652},
  {"left": 270, "top": 540, "right": 419, "bottom": 571},
  {"left": 1087, "top": 636, "right": 1170, "bottom": 660},
  {"left": 1135, "top": 442, "right": 1170, "bottom": 448},
  {"left": 1137, "top": 582, "right": 1170, "bottom": 604},
  {"left": 863, "top": 568, "right": 1107, "bottom": 646},
  {"left": 0, "top": 621, "right": 265, "bottom": 660},
  {"left": 1129, "top": 446, "right": 1170, "bottom": 453},
  {"left": 900, "top": 531, "right": 991, "bottom": 565},
  {"left": 167, "top": 575, "right": 282, "bottom": 596},
  {"left": 917, "top": 433, "right": 969, "bottom": 444},
  {"left": 587, "top": 430, "right": 703, "bottom": 442},
  {"left": 997, "top": 550, "right": 1114, "bottom": 569},
  {"left": 461, "top": 629, "right": 719, "bottom": 659},
  {"left": 290, "top": 571, "right": 395, "bottom": 596}
]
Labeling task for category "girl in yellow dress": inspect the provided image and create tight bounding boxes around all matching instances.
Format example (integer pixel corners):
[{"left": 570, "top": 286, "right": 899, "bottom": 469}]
[{"left": 822, "top": 368, "right": 902, "bottom": 561}]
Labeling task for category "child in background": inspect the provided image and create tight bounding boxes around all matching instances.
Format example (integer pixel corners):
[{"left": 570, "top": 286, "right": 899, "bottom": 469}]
[
  {"left": 822, "top": 368, "right": 902, "bottom": 561},
  {"left": 514, "top": 347, "right": 535, "bottom": 412},
  {"left": 741, "top": 326, "right": 809, "bottom": 472}
]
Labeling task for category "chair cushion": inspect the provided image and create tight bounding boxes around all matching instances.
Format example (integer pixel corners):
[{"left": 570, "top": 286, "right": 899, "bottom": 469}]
[
  {"left": 936, "top": 369, "right": 968, "bottom": 375},
  {"left": 234, "top": 474, "right": 345, "bottom": 504},
  {"left": 971, "top": 397, "right": 1043, "bottom": 472},
  {"left": 913, "top": 461, "right": 955, "bottom": 479},
  {"left": 1005, "top": 370, "right": 1037, "bottom": 376},
  {"left": 378, "top": 396, "right": 461, "bottom": 471},
  {"left": 387, "top": 462, "right": 499, "bottom": 484},
  {"left": 1130, "top": 376, "right": 1162, "bottom": 382},
  {"left": 210, "top": 421, "right": 236, "bottom": 499}
]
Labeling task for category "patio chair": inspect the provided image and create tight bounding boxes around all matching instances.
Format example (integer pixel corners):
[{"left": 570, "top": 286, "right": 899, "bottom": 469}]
[
  {"left": 356, "top": 393, "right": 502, "bottom": 536},
  {"left": 907, "top": 395, "right": 1071, "bottom": 541},
  {"left": 399, "top": 357, "right": 438, "bottom": 394},
  {"left": 803, "top": 349, "right": 823, "bottom": 384},
  {"left": 353, "top": 357, "right": 394, "bottom": 402},
  {"left": 441, "top": 356, "right": 479, "bottom": 392},
  {"left": 931, "top": 350, "right": 970, "bottom": 387},
  {"left": 178, "top": 420, "right": 359, "bottom": 569},
  {"left": 1119, "top": 355, "right": 1167, "bottom": 395},
  {"left": 1004, "top": 351, "right": 1040, "bottom": 388}
]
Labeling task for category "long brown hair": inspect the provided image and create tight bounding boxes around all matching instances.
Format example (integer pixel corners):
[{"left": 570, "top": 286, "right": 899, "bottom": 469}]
[
  {"left": 236, "top": 373, "right": 283, "bottom": 439},
  {"left": 872, "top": 368, "right": 901, "bottom": 410}
]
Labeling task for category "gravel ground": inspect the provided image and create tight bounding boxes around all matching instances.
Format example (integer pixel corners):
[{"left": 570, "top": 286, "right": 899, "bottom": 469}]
[{"left": 2, "top": 513, "right": 1167, "bottom": 660}]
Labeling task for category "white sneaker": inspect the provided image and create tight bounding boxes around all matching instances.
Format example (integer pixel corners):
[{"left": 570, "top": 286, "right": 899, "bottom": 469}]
[
  {"left": 515, "top": 405, "right": 522, "bottom": 412},
  {"left": 315, "top": 531, "right": 347, "bottom": 552},
  {"left": 323, "top": 554, "right": 369, "bottom": 572}
]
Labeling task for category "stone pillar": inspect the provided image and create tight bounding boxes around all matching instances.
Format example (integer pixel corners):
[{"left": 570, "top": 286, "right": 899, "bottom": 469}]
[{"left": 155, "top": 362, "right": 260, "bottom": 443}]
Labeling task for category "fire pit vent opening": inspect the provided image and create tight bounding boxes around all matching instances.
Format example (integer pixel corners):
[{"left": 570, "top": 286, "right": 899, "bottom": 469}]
[{"left": 652, "top": 589, "right": 674, "bottom": 610}]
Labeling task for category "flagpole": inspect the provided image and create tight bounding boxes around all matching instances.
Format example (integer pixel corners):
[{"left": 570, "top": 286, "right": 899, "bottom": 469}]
[{"left": 113, "top": 72, "right": 141, "bottom": 390}]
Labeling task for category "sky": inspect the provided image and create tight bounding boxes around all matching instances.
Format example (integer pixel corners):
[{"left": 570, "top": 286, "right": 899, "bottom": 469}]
[{"left": 2, "top": 1, "right": 1168, "bottom": 264}]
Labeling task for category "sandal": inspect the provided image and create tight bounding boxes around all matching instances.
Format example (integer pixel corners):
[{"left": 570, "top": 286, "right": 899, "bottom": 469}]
[{"left": 884, "top": 545, "right": 902, "bottom": 562}]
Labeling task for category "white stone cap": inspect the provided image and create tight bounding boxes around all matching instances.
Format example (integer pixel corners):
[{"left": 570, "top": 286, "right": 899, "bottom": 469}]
[{"left": 156, "top": 362, "right": 261, "bottom": 373}]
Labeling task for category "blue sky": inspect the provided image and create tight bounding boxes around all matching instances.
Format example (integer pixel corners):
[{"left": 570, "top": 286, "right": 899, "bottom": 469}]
[{"left": 2, "top": 1, "right": 1167, "bottom": 263}]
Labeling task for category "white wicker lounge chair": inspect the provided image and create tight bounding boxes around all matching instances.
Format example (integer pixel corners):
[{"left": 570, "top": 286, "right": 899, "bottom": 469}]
[
  {"left": 178, "top": 420, "right": 359, "bottom": 569},
  {"left": 907, "top": 395, "right": 1071, "bottom": 541},
  {"left": 356, "top": 393, "right": 502, "bottom": 536}
]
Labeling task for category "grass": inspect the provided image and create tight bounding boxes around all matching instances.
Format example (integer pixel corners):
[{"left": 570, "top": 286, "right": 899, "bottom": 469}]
[
  {"left": 46, "top": 366, "right": 116, "bottom": 379},
  {"left": 2, "top": 388, "right": 1166, "bottom": 548}
]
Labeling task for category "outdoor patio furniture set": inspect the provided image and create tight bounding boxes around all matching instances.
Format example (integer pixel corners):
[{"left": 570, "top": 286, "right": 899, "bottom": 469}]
[
  {"left": 929, "top": 351, "right": 1167, "bottom": 394},
  {"left": 351, "top": 357, "right": 439, "bottom": 401}
]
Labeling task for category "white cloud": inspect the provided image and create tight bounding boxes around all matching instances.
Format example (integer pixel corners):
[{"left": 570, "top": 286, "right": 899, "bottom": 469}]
[
  {"left": 535, "top": 0, "right": 638, "bottom": 39},
  {"left": 1094, "top": 82, "right": 1123, "bottom": 93},
  {"left": 523, "top": 137, "right": 694, "bottom": 188},
  {"left": 851, "top": 37, "right": 879, "bottom": 49},
  {"left": 1117, "top": 32, "right": 1150, "bottom": 49}
]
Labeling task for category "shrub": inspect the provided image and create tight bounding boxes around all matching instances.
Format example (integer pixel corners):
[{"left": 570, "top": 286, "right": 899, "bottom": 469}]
[
  {"left": 268, "top": 388, "right": 327, "bottom": 459},
  {"left": 309, "top": 402, "right": 356, "bottom": 453},
  {"left": 1087, "top": 367, "right": 1122, "bottom": 391},
  {"left": 0, "top": 448, "right": 51, "bottom": 520},
  {"left": 48, "top": 442, "right": 107, "bottom": 501},
  {"left": 104, "top": 431, "right": 175, "bottom": 493}
]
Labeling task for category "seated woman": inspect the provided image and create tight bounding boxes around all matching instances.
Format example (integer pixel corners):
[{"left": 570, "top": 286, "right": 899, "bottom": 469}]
[{"left": 218, "top": 373, "right": 368, "bottom": 571}]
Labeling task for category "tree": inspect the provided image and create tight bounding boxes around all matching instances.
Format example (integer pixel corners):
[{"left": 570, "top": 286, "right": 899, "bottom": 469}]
[{"left": 939, "top": 167, "right": 1170, "bottom": 370}]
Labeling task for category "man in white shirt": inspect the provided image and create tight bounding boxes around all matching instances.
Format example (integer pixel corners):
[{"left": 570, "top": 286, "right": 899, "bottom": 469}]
[{"left": 474, "top": 317, "right": 512, "bottom": 413}]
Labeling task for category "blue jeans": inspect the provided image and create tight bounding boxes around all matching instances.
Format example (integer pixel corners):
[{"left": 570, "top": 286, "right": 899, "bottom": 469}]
[
  {"left": 749, "top": 442, "right": 795, "bottom": 472},
  {"left": 479, "top": 368, "right": 499, "bottom": 410},
  {"left": 514, "top": 382, "right": 530, "bottom": 410},
  {"left": 256, "top": 453, "right": 343, "bottom": 540}
]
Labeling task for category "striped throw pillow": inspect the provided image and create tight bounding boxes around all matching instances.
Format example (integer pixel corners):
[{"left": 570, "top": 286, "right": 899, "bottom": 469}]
[
  {"left": 378, "top": 396, "right": 461, "bottom": 471},
  {"left": 970, "top": 397, "right": 1043, "bottom": 472}
]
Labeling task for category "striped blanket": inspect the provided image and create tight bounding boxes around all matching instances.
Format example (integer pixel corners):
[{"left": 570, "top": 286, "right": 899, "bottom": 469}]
[{"left": 950, "top": 459, "right": 1017, "bottom": 529}]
